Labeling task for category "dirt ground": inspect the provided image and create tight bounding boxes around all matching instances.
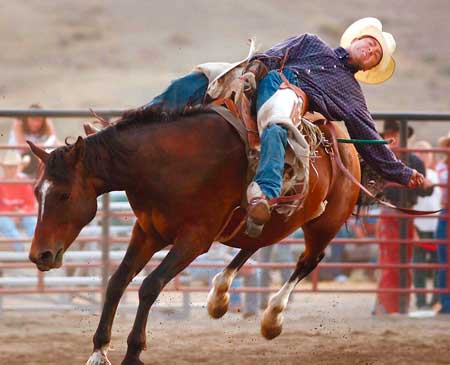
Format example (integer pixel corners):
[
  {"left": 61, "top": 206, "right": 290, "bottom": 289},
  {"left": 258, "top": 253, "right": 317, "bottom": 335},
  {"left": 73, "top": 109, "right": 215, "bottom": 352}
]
[{"left": 1, "top": 293, "right": 450, "bottom": 365}]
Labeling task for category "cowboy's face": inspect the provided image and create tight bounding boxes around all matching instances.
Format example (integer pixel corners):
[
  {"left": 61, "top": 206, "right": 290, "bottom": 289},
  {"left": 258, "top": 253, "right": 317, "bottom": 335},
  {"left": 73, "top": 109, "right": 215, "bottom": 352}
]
[{"left": 349, "top": 36, "right": 383, "bottom": 71}]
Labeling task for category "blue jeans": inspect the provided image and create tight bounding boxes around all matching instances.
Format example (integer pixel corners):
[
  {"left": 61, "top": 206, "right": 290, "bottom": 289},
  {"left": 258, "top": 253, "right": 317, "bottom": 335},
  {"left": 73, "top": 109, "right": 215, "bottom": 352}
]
[
  {"left": 253, "top": 69, "right": 298, "bottom": 198},
  {"left": 145, "top": 71, "right": 209, "bottom": 109},
  {"left": 0, "top": 216, "right": 36, "bottom": 251},
  {"left": 254, "top": 125, "right": 288, "bottom": 199},
  {"left": 436, "top": 210, "right": 450, "bottom": 312},
  {"left": 146, "top": 68, "right": 296, "bottom": 199}
]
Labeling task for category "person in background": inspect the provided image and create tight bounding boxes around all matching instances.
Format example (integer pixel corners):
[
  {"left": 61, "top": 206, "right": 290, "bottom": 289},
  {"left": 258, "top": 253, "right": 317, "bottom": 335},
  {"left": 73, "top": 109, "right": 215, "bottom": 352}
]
[
  {"left": 0, "top": 150, "right": 36, "bottom": 251},
  {"left": 412, "top": 140, "right": 440, "bottom": 310},
  {"left": 8, "top": 103, "right": 59, "bottom": 178},
  {"left": 435, "top": 133, "right": 450, "bottom": 314},
  {"left": 258, "top": 243, "right": 295, "bottom": 308},
  {"left": 374, "top": 120, "right": 433, "bottom": 314}
]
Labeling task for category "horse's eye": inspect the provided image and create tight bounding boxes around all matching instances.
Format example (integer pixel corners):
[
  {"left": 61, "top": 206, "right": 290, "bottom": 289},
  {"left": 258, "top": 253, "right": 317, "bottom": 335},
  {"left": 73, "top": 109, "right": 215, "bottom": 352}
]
[{"left": 59, "top": 192, "right": 70, "bottom": 201}]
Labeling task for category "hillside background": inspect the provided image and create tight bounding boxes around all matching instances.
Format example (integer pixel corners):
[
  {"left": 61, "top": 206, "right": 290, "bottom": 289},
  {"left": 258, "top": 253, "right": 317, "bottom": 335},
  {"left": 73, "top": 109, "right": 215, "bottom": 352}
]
[{"left": 0, "top": 0, "right": 449, "bottom": 144}]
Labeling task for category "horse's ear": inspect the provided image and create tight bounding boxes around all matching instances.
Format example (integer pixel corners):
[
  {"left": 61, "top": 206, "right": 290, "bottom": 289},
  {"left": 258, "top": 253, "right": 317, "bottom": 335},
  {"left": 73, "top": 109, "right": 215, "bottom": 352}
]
[
  {"left": 27, "top": 140, "right": 49, "bottom": 163},
  {"left": 67, "top": 136, "right": 86, "bottom": 165}
]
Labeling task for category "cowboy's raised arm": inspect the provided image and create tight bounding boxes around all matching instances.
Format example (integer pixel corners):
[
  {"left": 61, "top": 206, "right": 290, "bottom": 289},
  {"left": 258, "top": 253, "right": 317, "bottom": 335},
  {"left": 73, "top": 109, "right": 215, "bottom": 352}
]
[{"left": 342, "top": 106, "right": 418, "bottom": 186}]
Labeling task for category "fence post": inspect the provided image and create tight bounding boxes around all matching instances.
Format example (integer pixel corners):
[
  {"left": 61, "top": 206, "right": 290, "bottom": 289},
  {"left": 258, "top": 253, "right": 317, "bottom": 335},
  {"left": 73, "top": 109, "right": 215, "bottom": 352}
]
[
  {"left": 0, "top": 269, "right": 3, "bottom": 317},
  {"left": 446, "top": 151, "right": 450, "bottom": 295},
  {"left": 399, "top": 120, "right": 409, "bottom": 313},
  {"left": 101, "top": 193, "right": 111, "bottom": 307}
]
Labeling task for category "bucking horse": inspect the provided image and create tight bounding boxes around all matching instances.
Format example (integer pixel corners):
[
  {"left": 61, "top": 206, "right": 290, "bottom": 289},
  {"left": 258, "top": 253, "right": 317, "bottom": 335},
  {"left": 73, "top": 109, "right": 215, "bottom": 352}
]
[{"left": 27, "top": 105, "right": 360, "bottom": 365}]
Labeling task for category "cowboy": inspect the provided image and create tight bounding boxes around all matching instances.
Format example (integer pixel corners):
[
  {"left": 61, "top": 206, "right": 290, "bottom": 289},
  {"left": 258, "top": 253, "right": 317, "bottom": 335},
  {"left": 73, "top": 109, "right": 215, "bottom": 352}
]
[{"left": 142, "top": 17, "right": 424, "bottom": 234}]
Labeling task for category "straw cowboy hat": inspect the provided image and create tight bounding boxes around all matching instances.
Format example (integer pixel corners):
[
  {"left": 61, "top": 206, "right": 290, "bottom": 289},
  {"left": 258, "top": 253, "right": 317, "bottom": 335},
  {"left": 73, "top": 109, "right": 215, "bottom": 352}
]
[
  {"left": 1, "top": 150, "right": 30, "bottom": 167},
  {"left": 438, "top": 131, "right": 450, "bottom": 148},
  {"left": 340, "top": 17, "right": 396, "bottom": 84}
]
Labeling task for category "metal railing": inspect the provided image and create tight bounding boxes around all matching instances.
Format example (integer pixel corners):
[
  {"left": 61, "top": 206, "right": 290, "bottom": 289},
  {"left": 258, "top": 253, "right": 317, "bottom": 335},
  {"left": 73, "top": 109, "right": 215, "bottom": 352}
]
[{"left": 0, "top": 109, "right": 449, "bottom": 315}]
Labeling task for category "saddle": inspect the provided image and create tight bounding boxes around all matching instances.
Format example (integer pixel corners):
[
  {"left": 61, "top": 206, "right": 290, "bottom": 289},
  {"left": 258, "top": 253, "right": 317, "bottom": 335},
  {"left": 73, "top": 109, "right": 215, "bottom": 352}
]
[{"left": 207, "top": 63, "right": 326, "bottom": 217}]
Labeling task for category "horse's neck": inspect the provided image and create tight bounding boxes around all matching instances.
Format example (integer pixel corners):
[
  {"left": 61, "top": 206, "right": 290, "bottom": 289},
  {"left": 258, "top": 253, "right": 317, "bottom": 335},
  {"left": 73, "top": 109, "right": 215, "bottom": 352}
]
[{"left": 84, "top": 131, "right": 144, "bottom": 195}]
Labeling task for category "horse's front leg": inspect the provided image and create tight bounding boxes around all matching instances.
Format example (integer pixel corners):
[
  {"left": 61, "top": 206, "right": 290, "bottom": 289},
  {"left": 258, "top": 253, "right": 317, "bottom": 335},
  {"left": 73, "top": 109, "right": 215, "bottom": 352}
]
[
  {"left": 261, "top": 251, "right": 324, "bottom": 340},
  {"left": 207, "top": 248, "right": 257, "bottom": 318},
  {"left": 122, "top": 229, "right": 212, "bottom": 365},
  {"left": 86, "top": 223, "right": 166, "bottom": 365}
]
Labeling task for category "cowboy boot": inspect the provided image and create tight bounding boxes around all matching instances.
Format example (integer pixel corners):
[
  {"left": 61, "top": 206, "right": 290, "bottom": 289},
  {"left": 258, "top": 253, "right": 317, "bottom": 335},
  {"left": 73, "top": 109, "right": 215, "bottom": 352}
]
[{"left": 246, "top": 182, "right": 271, "bottom": 238}]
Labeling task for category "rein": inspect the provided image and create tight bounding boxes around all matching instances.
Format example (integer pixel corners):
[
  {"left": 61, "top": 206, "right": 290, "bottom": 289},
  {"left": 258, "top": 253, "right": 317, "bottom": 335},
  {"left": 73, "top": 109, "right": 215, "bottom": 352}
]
[{"left": 267, "top": 121, "right": 440, "bottom": 215}]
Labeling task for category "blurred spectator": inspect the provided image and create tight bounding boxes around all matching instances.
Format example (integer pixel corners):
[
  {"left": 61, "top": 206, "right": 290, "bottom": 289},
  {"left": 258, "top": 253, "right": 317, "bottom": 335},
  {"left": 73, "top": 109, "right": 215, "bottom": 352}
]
[
  {"left": 259, "top": 243, "right": 295, "bottom": 308},
  {"left": 0, "top": 150, "right": 36, "bottom": 251},
  {"left": 435, "top": 133, "right": 450, "bottom": 314},
  {"left": 337, "top": 216, "right": 377, "bottom": 282},
  {"left": 8, "top": 103, "right": 59, "bottom": 178},
  {"left": 374, "top": 120, "right": 433, "bottom": 314},
  {"left": 412, "top": 140, "right": 440, "bottom": 309}
]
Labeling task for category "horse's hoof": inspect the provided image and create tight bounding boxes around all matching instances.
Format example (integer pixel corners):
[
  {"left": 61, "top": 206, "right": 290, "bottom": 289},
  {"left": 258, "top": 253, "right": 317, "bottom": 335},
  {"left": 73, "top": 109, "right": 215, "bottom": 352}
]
[
  {"left": 207, "top": 299, "right": 229, "bottom": 319},
  {"left": 261, "top": 322, "right": 283, "bottom": 340},
  {"left": 261, "top": 307, "right": 283, "bottom": 340},
  {"left": 86, "top": 351, "right": 111, "bottom": 365},
  {"left": 245, "top": 218, "right": 264, "bottom": 238},
  {"left": 207, "top": 290, "right": 230, "bottom": 319}
]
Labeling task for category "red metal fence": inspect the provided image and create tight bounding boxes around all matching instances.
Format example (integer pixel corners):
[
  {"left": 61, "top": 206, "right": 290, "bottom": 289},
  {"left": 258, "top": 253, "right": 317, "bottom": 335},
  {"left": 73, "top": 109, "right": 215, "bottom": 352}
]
[{"left": 1, "top": 109, "right": 450, "bottom": 314}]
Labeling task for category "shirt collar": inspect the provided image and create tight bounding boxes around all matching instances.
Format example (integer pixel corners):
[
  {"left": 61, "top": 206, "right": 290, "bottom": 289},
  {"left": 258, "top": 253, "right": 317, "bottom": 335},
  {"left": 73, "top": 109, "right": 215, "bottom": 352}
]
[{"left": 334, "top": 47, "right": 359, "bottom": 74}]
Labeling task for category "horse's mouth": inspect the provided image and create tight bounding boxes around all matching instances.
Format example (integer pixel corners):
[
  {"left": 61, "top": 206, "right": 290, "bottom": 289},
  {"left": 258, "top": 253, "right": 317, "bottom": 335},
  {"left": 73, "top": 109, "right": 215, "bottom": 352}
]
[
  {"left": 34, "top": 248, "right": 64, "bottom": 271},
  {"left": 36, "top": 263, "right": 52, "bottom": 272}
]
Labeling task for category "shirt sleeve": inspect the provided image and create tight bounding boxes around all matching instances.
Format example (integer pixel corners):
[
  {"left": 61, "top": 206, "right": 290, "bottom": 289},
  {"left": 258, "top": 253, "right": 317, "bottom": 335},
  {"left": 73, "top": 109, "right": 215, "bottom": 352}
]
[
  {"left": 252, "top": 34, "right": 309, "bottom": 70},
  {"left": 342, "top": 107, "right": 414, "bottom": 185}
]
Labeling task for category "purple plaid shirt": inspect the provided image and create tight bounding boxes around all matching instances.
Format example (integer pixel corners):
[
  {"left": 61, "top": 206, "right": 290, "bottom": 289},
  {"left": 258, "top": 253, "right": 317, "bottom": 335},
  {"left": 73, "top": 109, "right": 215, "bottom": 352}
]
[{"left": 252, "top": 34, "right": 413, "bottom": 185}]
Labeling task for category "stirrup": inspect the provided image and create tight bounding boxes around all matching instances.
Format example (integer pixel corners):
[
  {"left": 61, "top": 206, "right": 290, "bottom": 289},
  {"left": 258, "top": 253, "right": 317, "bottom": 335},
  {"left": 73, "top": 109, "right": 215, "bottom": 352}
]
[{"left": 247, "top": 198, "right": 271, "bottom": 225}]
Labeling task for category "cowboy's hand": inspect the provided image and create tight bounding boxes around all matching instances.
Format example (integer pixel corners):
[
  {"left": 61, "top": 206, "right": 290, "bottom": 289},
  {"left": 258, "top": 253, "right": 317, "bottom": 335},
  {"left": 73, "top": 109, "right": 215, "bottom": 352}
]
[{"left": 407, "top": 169, "right": 425, "bottom": 188}]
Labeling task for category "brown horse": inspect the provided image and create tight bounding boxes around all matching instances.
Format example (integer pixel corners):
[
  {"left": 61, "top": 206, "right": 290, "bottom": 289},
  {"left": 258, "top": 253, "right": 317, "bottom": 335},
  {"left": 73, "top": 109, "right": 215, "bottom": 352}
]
[{"left": 27, "top": 107, "right": 360, "bottom": 365}]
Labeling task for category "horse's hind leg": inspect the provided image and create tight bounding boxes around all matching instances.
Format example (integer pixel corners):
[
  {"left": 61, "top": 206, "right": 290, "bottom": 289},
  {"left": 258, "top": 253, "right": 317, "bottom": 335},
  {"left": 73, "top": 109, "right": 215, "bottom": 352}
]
[
  {"left": 86, "top": 223, "right": 166, "bottom": 365},
  {"left": 260, "top": 249, "right": 324, "bottom": 340},
  {"left": 207, "top": 248, "right": 257, "bottom": 318},
  {"left": 122, "top": 230, "right": 212, "bottom": 365},
  {"left": 261, "top": 174, "right": 358, "bottom": 339}
]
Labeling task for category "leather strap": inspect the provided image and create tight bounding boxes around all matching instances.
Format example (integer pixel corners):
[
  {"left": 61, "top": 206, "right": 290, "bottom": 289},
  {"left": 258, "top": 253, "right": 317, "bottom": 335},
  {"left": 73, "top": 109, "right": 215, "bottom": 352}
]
[
  {"left": 278, "top": 72, "right": 309, "bottom": 116},
  {"left": 212, "top": 97, "right": 240, "bottom": 118}
]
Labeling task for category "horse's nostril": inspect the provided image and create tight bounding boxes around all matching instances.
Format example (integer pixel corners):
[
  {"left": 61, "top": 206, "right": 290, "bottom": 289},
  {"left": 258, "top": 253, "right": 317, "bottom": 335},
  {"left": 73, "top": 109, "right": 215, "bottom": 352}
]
[
  {"left": 29, "top": 253, "right": 37, "bottom": 264},
  {"left": 39, "top": 251, "right": 54, "bottom": 264}
]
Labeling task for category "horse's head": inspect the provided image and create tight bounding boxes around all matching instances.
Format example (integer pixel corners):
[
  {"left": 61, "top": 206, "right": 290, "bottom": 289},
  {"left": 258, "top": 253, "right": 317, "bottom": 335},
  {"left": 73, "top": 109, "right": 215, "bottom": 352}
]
[{"left": 28, "top": 137, "right": 98, "bottom": 271}]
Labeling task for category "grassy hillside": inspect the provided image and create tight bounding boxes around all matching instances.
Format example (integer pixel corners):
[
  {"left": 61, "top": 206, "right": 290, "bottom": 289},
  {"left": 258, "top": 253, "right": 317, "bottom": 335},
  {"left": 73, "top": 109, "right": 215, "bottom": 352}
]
[{"left": 0, "top": 0, "right": 449, "bottom": 143}]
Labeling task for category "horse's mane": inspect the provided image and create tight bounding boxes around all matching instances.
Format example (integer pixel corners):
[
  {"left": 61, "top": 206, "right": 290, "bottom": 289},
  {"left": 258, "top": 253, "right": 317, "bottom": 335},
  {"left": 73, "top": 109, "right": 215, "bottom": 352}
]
[
  {"left": 114, "top": 105, "right": 215, "bottom": 131},
  {"left": 45, "top": 105, "right": 216, "bottom": 183}
]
